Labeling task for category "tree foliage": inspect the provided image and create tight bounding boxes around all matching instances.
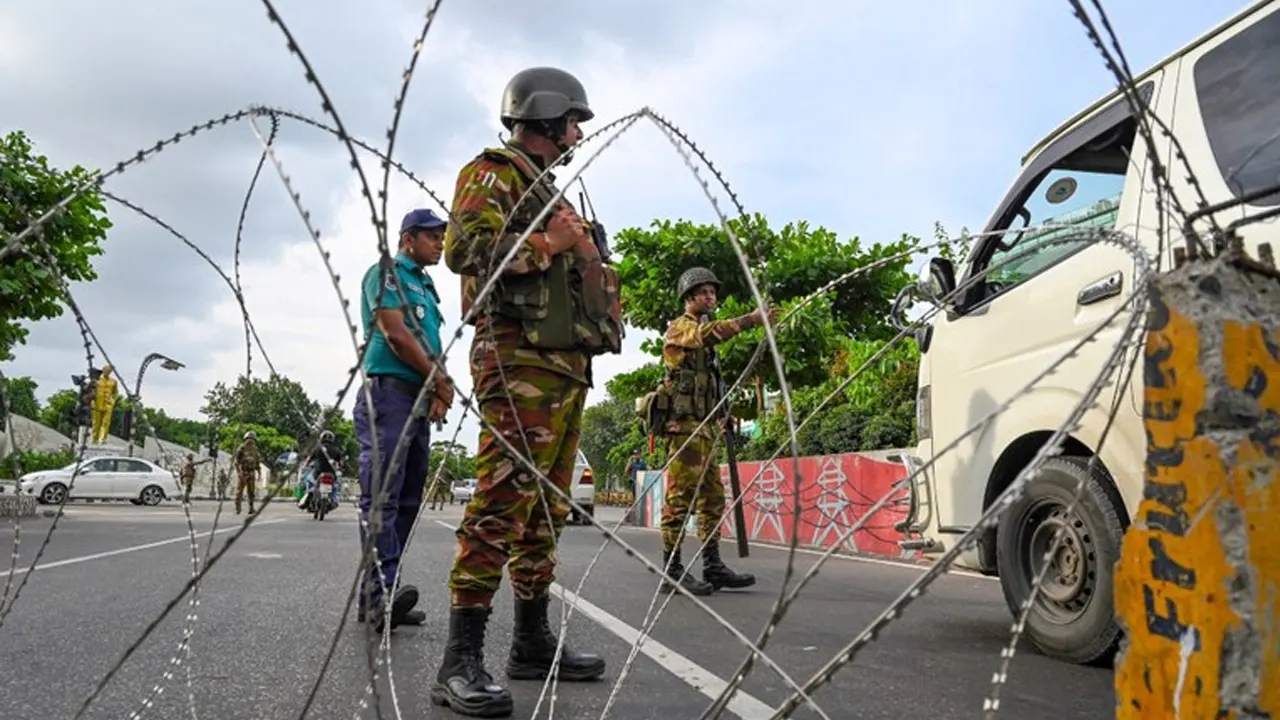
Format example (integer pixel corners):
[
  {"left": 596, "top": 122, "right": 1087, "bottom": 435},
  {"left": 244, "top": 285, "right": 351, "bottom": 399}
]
[
  {"left": 201, "top": 374, "right": 322, "bottom": 443},
  {"left": 0, "top": 130, "right": 112, "bottom": 362},
  {"left": 37, "top": 388, "right": 78, "bottom": 438},
  {"left": 741, "top": 338, "right": 920, "bottom": 461},
  {"left": 1, "top": 375, "right": 40, "bottom": 419},
  {"left": 428, "top": 440, "right": 476, "bottom": 481},
  {"left": 580, "top": 396, "right": 637, "bottom": 489},
  {"left": 613, "top": 214, "right": 915, "bottom": 395}
]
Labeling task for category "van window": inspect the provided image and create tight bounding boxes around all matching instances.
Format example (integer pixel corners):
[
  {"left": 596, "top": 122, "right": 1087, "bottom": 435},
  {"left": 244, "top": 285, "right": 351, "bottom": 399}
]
[
  {"left": 1194, "top": 9, "right": 1280, "bottom": 206},
  {"left": 970, "top": 116, "right": 1138, "bottom": 304}
]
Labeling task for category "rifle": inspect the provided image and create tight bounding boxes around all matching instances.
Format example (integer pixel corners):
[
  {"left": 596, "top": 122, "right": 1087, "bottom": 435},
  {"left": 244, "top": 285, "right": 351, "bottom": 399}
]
[{"left": 703, "top": 315, "right": 750, "bottom": 559}]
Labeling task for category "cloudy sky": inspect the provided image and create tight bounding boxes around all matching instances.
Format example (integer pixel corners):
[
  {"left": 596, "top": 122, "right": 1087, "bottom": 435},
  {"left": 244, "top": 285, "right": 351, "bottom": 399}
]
[{"left": 1, "top": 0, "right": 1248, "bottom": 451}]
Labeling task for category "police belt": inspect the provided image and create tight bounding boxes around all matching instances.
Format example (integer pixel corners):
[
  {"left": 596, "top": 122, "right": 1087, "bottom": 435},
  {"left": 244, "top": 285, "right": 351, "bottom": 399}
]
[{"left": 368, "top": 374, "right": 425, "bottom": 398}]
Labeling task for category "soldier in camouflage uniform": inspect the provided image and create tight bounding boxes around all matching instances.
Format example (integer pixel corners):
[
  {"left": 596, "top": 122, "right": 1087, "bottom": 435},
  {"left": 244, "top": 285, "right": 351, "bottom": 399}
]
[
  {"left": 233, "top": 431, "right": 262, "bottom": 515},
  {"left": 656, "top": 267, "right": 776, "bottom": 596},
  {"left": 216, "top": 468, "right": 230, "bottom": 500},
  {"left": 427, "top": 462, "right": 454, "bottom": 510},
  {"left": 430, "top": 67, "right": 623, "bottom": 718},
  {"left": 178, "top": 453, "right": 210, "bottom": 502}
]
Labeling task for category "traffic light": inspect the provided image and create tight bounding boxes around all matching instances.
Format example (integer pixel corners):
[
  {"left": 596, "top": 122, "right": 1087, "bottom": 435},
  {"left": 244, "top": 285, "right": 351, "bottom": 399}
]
[
  {"left": 72, "top": 372, "right": 96, "bottom": 428},
  {"left": 207, "top": 426, "right": 219, "bottom": 459}
]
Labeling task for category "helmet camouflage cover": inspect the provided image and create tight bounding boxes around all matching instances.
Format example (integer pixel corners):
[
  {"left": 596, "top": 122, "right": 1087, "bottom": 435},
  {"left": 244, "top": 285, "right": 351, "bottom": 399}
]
[{"left": 677, "top": 267, "right": 721, "bottom": 301}]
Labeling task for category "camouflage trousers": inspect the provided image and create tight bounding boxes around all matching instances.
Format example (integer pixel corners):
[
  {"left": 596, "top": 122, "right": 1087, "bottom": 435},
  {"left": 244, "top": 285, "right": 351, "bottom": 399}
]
[
  {"left": 235, "top": 471, "right": 258, "bottom": 512},
  {"left": 448, "top": 366, "right": 587, "bottom": 608},
  {"left": 660, "top": 432, "right": 726, "bottom": 552}
]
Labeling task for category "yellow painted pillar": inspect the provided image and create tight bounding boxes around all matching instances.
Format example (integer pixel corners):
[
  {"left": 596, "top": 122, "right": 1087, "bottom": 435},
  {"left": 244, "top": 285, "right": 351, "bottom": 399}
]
[{"left": 1115, "top": 256, "right": 1279, "bottom": 718}]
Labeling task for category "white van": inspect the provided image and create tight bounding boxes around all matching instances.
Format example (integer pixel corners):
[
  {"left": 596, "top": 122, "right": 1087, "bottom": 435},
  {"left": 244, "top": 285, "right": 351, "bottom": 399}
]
[{"left": 895, "top": 0, "right": 1279, "bottom": 665}]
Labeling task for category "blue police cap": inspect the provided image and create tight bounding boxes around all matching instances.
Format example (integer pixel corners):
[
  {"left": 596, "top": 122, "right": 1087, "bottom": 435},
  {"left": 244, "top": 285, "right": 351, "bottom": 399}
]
[{"left": 399, "top": 208, "right": 447, "bottom": 234}]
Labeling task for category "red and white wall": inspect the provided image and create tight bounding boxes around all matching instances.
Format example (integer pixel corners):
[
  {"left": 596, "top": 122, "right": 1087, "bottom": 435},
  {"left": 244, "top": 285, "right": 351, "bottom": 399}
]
[{"left": 634, "top": 451, "right": 921, "bottom": 561}]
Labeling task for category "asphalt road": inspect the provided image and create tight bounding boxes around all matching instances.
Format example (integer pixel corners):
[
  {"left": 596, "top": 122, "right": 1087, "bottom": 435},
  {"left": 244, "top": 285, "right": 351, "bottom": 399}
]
[{"left": 0, "top": 500, "right": 1115, "bottom": 719}]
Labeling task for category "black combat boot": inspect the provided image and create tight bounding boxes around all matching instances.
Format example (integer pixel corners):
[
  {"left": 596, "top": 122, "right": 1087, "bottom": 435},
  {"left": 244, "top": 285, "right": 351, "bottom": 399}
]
[
  {"left": 661, "top": 547, "right": 715, "bottom": 596},
  {"left": 430, "top": 607, "right": 514, "bottom": 718},
  {"left": 702, "top": 539, "right": 756, "bottom": 590},
  {"left": 507, "top": 595, "right": 606, "bottom": 681}
]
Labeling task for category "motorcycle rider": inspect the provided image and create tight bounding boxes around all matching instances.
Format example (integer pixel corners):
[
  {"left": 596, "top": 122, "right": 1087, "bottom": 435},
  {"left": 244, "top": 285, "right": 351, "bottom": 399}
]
[{"left": 299, "top": 430, "right": 344, "bottom": 511}]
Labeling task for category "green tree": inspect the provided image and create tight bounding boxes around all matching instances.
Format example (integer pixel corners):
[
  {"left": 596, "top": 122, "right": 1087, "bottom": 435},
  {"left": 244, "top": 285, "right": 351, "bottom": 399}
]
[
  {"left": 201, "top": 373, "right": 322, "bottom": 443},
  {"left": 0, "top": 130, "right": 112, "bottom": 362},
  {"left": 217, "top": 422, "right": 295, "bottom": 462},
  {"left": 38, "top": 388, "right": 78, "bottom": 438},
  {"left": 428, "top": 440, "right": 476, "bottom": 481},
  {"left": 580, "top": 396, "right": 637, "bottom": 490},
  {"left": 613, "top": 214, "right": 915, "bottom": 405},
  {"left": 1, "top": 375, "right": 40, "bottom": 418}
]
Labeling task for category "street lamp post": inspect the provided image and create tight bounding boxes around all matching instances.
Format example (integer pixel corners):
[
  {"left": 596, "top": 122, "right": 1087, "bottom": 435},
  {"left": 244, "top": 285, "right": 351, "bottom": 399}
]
[{"left": 124, "top": 352, "right": 184, "bottom": 457}]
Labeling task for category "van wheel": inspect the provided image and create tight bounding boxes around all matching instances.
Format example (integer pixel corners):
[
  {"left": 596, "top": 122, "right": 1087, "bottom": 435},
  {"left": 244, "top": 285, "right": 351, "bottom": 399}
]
[{"left": 995, "top": 456, "right": 1124, "bottom": 665}]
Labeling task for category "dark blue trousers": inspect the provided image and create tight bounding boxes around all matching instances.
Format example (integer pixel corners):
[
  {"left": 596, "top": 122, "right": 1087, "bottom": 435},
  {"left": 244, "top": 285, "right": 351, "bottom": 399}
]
[{"left": 352, "top": 376, "right": 431, "bottom": 608}]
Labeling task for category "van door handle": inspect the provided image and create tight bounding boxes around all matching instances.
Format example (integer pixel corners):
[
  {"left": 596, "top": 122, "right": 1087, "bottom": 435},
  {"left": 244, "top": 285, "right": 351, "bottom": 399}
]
[{"left": 1077, "top": 271, "right": 1123, "bottom": 306}]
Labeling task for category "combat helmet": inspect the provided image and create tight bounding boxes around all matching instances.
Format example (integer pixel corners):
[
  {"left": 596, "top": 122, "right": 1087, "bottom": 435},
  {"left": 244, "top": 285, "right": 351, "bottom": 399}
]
[
  {"left": 500, "top": 67, "right": 594, "bottom": 131},
  {"left": 677, "top": 267, "right": 721, "bottom": 301}
]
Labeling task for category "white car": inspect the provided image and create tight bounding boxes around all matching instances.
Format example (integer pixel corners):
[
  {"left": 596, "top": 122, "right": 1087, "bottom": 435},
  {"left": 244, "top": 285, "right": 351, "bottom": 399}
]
[
  {"left": 17, "top": 455, "right": 181, "bottom": 507},
  {"left": 451, "top": 478, "right": 477, "bottom": 504},
  {"left": 569, "top": 449, "right": 595, "bottom": 525}
]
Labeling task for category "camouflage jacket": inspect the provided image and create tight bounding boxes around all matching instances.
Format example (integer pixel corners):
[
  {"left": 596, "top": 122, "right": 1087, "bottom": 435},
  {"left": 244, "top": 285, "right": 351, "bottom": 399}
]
[
  {"left": 179, "top": 460, "right": 196, "bottom": 481},
  {"left": 443, "top": 141, "right": 590, "bottom": 389},
  {"left": 233, "top": 442, "right": 261, "bottom": 473},
  {"left": 661, "top": 311, "right": 748, "bottom": 437}
]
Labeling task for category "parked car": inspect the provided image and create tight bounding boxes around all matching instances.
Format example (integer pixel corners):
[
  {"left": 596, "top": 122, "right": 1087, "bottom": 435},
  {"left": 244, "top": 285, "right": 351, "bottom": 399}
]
[
  {"left": 17, "top": 455, "right": 182, "bottom": 506},
  {"left": 452, "top": 478, "right": 477, "bottom": 504},
  {"left": 569, "top": 449, "right": 595, "bottom": 525}
]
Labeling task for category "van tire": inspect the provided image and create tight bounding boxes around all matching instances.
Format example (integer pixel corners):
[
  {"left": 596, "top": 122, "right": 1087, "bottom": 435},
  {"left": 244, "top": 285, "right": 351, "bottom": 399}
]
[{"left": 995, "top": 456, "right": 1123, "bottom": 665}]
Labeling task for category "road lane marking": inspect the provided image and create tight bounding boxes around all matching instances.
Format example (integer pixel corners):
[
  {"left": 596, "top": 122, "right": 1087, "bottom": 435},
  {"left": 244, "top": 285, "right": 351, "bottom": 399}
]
[
  {"left": 433, "top": 520, "right": 774, "bottom": 719},
  {"left": 0, "top": 518, "right": 288, "bottom": 578},
  {"left": 551, "top": 583, "right": 775, "bottom": 720}
]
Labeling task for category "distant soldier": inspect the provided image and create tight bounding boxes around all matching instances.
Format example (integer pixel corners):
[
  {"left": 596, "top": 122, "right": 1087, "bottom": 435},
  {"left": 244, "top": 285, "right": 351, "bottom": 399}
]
[
  {"left": 656, "top": 266, "right": 775, "bottom": 595},
  {"left": 233, "top": 431, "right": 262, "bottom": 515},
  {"left": 428, "top": 463, "right": 454, "bottom": 510},
  {"left": 216, "top": 468, "right": 231, "bottom": 500},
  {"left": 178, "top": 452, "right": 211, "bottom": 502}
]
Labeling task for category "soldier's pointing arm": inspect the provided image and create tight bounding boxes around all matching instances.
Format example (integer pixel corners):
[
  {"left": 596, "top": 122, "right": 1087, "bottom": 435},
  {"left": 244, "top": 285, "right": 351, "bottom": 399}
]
[
  {"left": 665, "top": 315, "right": 749, "bottom": 350},
  {"left": 444, "top": 158, "right": 554, "bottom": 278}
]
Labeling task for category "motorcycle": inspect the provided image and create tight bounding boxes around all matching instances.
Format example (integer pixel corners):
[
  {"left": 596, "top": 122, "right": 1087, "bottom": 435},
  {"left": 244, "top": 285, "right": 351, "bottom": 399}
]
[{"left": 311, "top": 472, "right": 336, "bottom": 521}]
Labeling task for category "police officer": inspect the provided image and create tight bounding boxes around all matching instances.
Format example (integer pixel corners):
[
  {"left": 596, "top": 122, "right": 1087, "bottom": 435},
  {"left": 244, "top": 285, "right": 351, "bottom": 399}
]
[
  {"left": 353, "top": 207, "right": 454, "bottom": 634},
  {"left": 656, "top": 267, "right": 775, "bottom": 595},
  {"left": 430, "top": 67, "right": 623, "bottom": 718}
]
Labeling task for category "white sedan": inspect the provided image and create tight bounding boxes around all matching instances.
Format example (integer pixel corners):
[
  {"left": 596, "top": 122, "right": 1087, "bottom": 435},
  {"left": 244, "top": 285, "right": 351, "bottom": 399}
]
[{"left": 17, "top": 456, "right": 182, "bottom": 506}]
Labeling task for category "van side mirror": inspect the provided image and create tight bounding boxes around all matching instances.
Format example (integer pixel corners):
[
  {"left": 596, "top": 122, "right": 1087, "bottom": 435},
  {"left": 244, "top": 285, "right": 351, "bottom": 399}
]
[{"left": 923, "top": 257, "right": 957, "bottom": 303}]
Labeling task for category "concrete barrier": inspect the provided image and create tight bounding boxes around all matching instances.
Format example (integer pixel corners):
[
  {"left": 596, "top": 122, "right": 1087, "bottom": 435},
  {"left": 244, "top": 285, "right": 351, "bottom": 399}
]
[
  {"left": 1114, "top": 253, "right": 1278, "bottom": 718},
  {"left": 0, "top": 486, "right": 37, "bottom": 519},
  {"left": 633, "top": 451, "right": 916, "bottom": 560}
]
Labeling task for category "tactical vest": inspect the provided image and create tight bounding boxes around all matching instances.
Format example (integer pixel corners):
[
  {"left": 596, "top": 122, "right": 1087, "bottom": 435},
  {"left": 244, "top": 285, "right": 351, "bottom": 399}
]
[
  {"left": 639, "top": 339, "right": 720, "bottom": 435},
  {"left": 478, "top": 146, "right": 624, "bottom": 356}
]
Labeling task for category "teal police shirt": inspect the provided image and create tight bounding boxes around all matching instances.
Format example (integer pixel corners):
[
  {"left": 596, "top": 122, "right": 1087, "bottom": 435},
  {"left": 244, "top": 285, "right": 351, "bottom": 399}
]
[{"left": 360, "top": 252, "right": 444, "bottom": 385}]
